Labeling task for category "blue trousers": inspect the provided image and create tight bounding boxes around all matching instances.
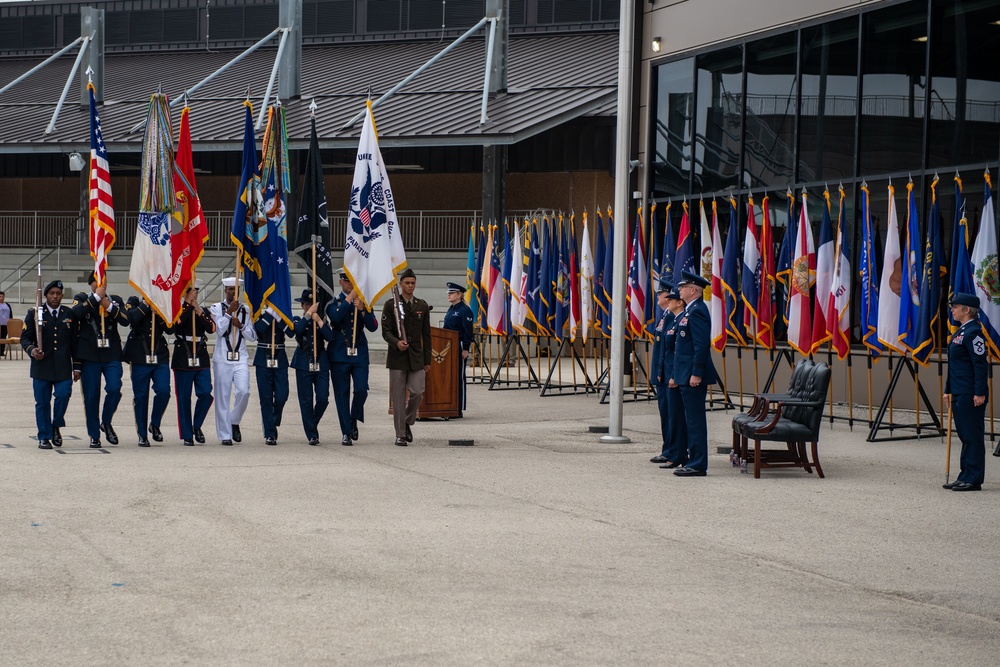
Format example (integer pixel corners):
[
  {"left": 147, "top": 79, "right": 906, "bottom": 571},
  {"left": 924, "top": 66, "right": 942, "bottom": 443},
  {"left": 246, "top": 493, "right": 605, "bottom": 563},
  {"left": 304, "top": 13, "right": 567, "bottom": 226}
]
[
  {"left": 256, "top": 365, "right": 289, "bottom": 439},
  {"left": 173, "top": 369, "right": 213, "bottom": 441},
  {"left": 458, "top": 357, "right": 467, "bottom": 411},
  {"left": 331, "top": 361, "right": 368, "bottom": 436},
  {"left": 655, "top": 383, "right": 669, "bottom": 455},
  {"left": 680, "top": 383, "right": 709, "bottom": 472},
  {"left": 80, "top": 360, "right": 123, "bottom": 439},
  {"left": 665, "top": 386, "right": 688, "bottom": 465},
  {"left": 295, "top": 368, "right": 329, "bottom": 441},
  {"left": 953, "top": 394, "right": 986, "bottom": 485},
  {"left": 131, "top": 364, "right": 171, "bottom": 439},
  {"left": 33, "top": 378, "right": 72, "bottom": 441}
]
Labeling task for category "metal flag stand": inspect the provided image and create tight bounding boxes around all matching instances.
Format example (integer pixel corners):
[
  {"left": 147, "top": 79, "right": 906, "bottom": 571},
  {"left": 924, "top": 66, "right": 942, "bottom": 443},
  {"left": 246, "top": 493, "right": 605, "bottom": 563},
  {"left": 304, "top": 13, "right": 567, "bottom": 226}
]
[
  {"left": 539, "top": 336, "right": 597, "bottom": 396},
  {"left": 867, "top": 355, "right": 945, "bottom": 442},
  {"left": 488, "top": 331, "right": 540, "bottom": 390}
]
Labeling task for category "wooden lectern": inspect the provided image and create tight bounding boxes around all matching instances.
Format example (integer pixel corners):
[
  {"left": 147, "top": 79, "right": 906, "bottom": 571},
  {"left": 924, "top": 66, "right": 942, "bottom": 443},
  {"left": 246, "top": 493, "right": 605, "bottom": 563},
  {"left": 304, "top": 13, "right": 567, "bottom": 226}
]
[{"left": 389, "top": 326, "right": 461, "bottom": 419}]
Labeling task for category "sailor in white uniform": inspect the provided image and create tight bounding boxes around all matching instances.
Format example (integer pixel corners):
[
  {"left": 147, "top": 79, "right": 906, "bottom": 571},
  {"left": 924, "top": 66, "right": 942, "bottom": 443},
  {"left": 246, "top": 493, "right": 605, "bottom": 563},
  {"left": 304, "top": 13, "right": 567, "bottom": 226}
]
[{"left": 210, "top": 277, "right": 257, "bottom": 446}]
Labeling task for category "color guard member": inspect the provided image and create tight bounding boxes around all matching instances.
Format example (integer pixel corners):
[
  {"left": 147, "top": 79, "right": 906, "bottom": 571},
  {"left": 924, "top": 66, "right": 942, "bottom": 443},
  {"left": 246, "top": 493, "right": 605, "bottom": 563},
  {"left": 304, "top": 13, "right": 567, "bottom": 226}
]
[
  {"left": 327, "top": 271, "right": 378, "bottom": 446},
  {"left": 253, "top": 306, "right": 290, "bottom": 446},
  {"left": 123, "top": 296, "right": 173, "bottom": 447},
  {"left": 210, "top": 277, "right": 256, "bottom": 446},
  {"left": 173, "top": 284, "right": 215, "bottom": 446},
  {"left": 291, "top": 289, "right": 333, "bottom": 446},
  {"left": 381, "top": 268, "right": 432, "bottom": 447}
]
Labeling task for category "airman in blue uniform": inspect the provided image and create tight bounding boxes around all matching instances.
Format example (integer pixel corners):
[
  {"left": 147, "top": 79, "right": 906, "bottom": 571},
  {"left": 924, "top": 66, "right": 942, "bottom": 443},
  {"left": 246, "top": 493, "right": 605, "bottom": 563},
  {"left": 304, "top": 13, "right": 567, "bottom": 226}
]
[
  {"left": 670, "top": 270, "right": 718, "bottom": 477},
  {"left": 291, "top": 289, "right": 333, "bottom": 446},
  {"left": 253, "top": 307, "right": 290, "bottom": 446},
  {"left": 648, "top": 280, "right": 675, "bottom": 464},
  {"left": 943, "top": 292, "right": 990, "bottom": 492},
  {"left": 327, "top": 271, "right": 378, "bottom": 446},
  {"left": 442, "top": 282, "right": 474, "bottom": 416},
  {"left": 123, "top": 295, "right": 173, "bottom": 447},
  {"left": 659, "top": 285, "right": 690, "bottom": 469}
]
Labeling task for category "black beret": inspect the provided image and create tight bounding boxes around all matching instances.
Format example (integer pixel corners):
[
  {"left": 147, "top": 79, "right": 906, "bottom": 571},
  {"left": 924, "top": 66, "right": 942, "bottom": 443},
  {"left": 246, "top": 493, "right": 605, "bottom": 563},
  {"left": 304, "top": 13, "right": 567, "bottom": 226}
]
[
  {"left": 86, "top": 271, "right": 98, "bottom": 285},
  {"left": 952, "top": 292, "right": 980, "bottom": 309},
  {"left": 398, "top": 268, "right": 416, "bottom": 281},
  {"left": 44, "top": 280, "right": 63, "bottom": 295}
]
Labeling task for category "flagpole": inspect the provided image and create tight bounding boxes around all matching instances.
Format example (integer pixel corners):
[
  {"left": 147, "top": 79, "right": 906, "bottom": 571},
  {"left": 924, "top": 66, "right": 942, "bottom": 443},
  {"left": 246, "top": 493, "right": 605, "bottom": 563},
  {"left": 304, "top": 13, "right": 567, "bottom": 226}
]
[
  {"left": 150, "top": 312, "right": 155, "bottom": 363},
  {"left": 915, "top": 358, "right": 920, "bottom": 434},
  {"left": 847, "top": 350, "right": 854, "bottom": 431},
  {"left": 752, "top": 336, "right": 759, "bottom": 395},
  {"left": 312, "top": 240, "right": 318, "bottom": 365},
  {"left": 944, "top": 398, "right": 953, "bottom": 486},
  {"left": 867, "top": 354, "right": 873, "bottom": 427},
  {"left": 828, "top": 342, "right": 834, "bottom": 426},
  {"left": 888, "top": 350, "right": 894, "bottom": 426},
  {"left": 937, "top": 316, "right": 944, "bottom": 438}
]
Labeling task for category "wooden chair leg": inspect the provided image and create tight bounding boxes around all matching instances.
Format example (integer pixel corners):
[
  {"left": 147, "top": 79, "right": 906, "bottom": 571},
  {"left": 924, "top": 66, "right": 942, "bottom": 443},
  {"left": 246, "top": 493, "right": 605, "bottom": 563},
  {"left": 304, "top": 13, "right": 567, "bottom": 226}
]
[
  {"left": 811, "top": 442, "right": 825, "bottom": 478},
  {"left": 798, "top": 442, "right": 813, "bottom": 474},
  {"left": 753, "top": 439, "right": 761, "bottom": 478}
]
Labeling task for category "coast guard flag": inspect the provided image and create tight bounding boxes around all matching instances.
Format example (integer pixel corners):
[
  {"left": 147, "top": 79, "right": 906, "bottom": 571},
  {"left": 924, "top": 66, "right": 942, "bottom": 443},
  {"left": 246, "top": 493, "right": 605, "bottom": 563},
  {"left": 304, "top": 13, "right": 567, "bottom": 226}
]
[
  {"left": 859, "top": 184, "right": 882, "bottom": 358},
  {"left": 912, "top": 178, "right": 943, "bottom": 364},
  {"left": 89, "top": 82, "right": 115, "bottom": 288},
  {"left": 970, "top": 171, "right": 1000, "bottom": 358},
  {"left": 742, "top": 197, "right": 761, "bottom": 340},
  {"left": 898, "top": 182, "right": 923, "bottom": 353},
  {"left": 828, "top": 187, "right": 852, "bottom": 359},
  {"left": 810, "top": 190, "right": 835, "bottom": 354},
  {"left": 876, "top": 184, "right": 903, "bottom": 353},
  {"left": 345, "top": 101, "right": 406, "bottom": 308},
  {"left": 757, "top": 196, "right": 777, "bottom": 348},
  {"left": 722, "top": 198, "right": 744, "bottom": 346},
  {"left": 580, "top": 212, "right": 594, "bottom": 342},
  {"left": 709, "top": 201, "right": 726, "bottom": 351},
  {"left": 787, "top": 193, "right": 815, "bottom": 356}
]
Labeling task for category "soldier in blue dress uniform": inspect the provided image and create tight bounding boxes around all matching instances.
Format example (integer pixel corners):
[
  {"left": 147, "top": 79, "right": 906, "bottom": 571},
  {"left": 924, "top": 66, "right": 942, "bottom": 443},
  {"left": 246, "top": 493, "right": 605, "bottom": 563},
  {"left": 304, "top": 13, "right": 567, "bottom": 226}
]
[
  {"left": 291, "top": 289, "right": 333, "bottom": 446},
  {"left": 172, "top": 285, "right": 215, "bottom": 446},
  {"left": 659, "top": 285, "right": 690, "bottom": 469},
  {"left": 72, "top": 271, "right": 129, "bottom": 447},
  {"left": 441, "top": 282, "right": 474, "bottom": 416},
  {"left": 670, "top": 270, "right": 718, "bottom": 477},
  {"left": 21, "top": 280, "right": 80, "bottom": 449},
  {"left": 648, "top": 280, "right": 675, "bottom": 464},
  {"left": 123, "top": 296, "right": 173, "bottom": 447},
  {"left": 253, "top": 307, "right": 290, "bottom": 446},
  {"left": 943, "top": 292, "right": 990, "bottom": 492},
  {"left": 327, "top": 271, "right": 378, "bottom": 446}
]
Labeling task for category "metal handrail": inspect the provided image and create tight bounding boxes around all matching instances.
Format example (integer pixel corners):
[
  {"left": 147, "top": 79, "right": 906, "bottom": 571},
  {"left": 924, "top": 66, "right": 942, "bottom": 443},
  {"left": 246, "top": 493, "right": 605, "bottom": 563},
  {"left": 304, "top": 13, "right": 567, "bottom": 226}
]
[{"left": 0, "top": 248, "right": 55, "bottom": 293}]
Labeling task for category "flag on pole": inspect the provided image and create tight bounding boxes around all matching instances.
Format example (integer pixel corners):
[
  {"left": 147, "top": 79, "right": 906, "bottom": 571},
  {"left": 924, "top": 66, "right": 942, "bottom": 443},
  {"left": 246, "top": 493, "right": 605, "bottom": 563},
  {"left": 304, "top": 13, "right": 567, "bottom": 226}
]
[
  {"left": 485, "top": 224, "right": 505, "bottom": 334},
  {"left": 539, "top": 216, "right": 555, "bottom": 334},
  {"left": 810, "top": 190, "right": 835, "bottom": 354},
  {"left": 569, "top": 213, "right": 582, "bottom": 341},
  {"left": 661, "top": 201, "right": 676, "bottom": 286},
  {"left": 912, "top": 177, "right": 944, "bottom": 364},
  {"left": 674, "top": 201, "right": 695, "bottom": 280},
  {"left": 593, "top": 211, "right": 608, "bottom": 336},
  {"left": 231, "top": 101, "right": 264, "bottom": 304},
  {"left": 787, "top": 192, "right": 815, "bottom": 355},
  {"left": 344, "top": 101, "right": 406, "bottom": 308},
  {"left": 499, "top": 222, "right": 513, "bottom": 336},
  {"left": 171, "top": 103, "right": 208, "bottom": 305},
  {"left": 970, "top": 171, "right": 1000, "bottom": 358},
  {"left": 757, "top": 195, "right": 776, "bottom": 349},
  {"left": 948, "top": 176, "right": 968, "bottom": 334},
  {"left": 474, "top": 223, "right": 488, "bottom": 329},
  {"left": 580, "top": 212, "right": 594, "bottom": 342},
  {"left": 776, "top": 191, "right": 797, "bottom": 327},
  {"left": 709, "top": 201, "right": 726, "bottom": 351},
  {"left": 130, "top": 92, "right": 178, "bottom": 322},
  {"left": 626, "top": 206, "right": 648, "bottom": 338},
  {"left": 554, "top": 217, "right": 570, "bottom": 341},
  {"left": 722, "top": 197, "right": 744, "bottom": 346},
  {"left": 699, "top": 199, "right": 713, "bottom": 299},
  {"left": 876, "top": 184, "right": 903, "bottom": 353},
  {"left": 828, "top": 186, "right": 852, "bottom": 359},
  {"left": 859, "top": 184, "right": 882, "bottom": 358},
  {"left": 898, "top": 181, "right": 923, "bottom": 353},
  {"left": 292, "top": 115, "right": 335, "bottom": 309},
  {"left": 525, "top": 217, "right": 545, "bottom": 334},
  {"left": 648, "top": 202, "right": 659, "bottom": 325},
  {"left": 465, "top": 224, "right": 480, "bottom": 325},
  {"left": 509, "top": 221, "right": 526, "bottom": 332},
  {"left": 88, "top": 82, "right": 115, "bottom": 288},
  {"left": 601, "top": 207, "right": 615, "bottom": 337},
  {"left": 742, "top": 196, "right": 761, "bottom": 340}
]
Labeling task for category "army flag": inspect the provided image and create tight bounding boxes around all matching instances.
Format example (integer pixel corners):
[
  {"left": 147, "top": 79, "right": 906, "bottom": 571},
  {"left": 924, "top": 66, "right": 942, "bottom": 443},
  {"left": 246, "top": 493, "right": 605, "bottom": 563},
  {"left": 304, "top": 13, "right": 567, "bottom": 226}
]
[
  {"left": 969, "top": 171, "right": 1000, "bottom": 358},
  {"left": 876, "top": 184, "right": 903, "bottom": 353},
  {"left": 292, "top": 116, "right": 335, "bottom": 309},
  {"left": 344, "top": 101, "right": 406, "bottom": 309}
]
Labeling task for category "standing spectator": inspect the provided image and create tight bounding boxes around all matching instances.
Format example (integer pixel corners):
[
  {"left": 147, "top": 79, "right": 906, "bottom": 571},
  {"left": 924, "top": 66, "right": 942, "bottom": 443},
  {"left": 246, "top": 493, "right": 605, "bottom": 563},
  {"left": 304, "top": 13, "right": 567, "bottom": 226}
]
[
  {"left": 0, "top": 291, "right": 12, "bottom": 357},
  {"left": 441, "top": 282, "right": 474, "bottom": 417}
]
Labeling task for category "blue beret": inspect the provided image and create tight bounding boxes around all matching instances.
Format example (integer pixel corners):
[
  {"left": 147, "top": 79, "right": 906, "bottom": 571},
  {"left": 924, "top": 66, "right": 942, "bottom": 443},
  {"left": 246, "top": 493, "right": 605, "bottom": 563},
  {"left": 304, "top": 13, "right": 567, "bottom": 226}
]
[
  {"left": 678, "top": 270, "right": 710, "bottom": 289},
  {"left": 952, "top": 292, "right": 980, "bottom": 309}
]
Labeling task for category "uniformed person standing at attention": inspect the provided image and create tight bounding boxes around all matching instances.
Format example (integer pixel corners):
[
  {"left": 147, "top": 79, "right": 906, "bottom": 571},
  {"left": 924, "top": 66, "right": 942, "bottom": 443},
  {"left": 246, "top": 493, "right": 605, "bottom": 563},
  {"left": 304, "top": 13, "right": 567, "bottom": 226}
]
[
  {"left": 659, "top": 285, "right": 689, "bottom": 470},
  {"left": 943, "top": 292, "right": 990, "bottom": 492},
  {"left": 173, "top": 285, "right": 215, "bottom": 446},
  {"left": 670, "top": 271, "right": 718, "bottom": 477},
  {"left": 648, "top": 280, "right": 675, "bottom": 464},
  {"left": 210, "top": 277, "right": 256, "bottom": 446},
  {"left": 253, "top": 306, "right": 290, "bottom": 446},
  {"left": 327, "top": 271, "right": 378, "bottom": 446},
  {"left": 72, "top": 272, "right": 129, "bottom": 447},
  {"left": 21, "top": 280, "right": 80, "bottom": 449},
  {"left": 441, "top": 282, "right": 474, "bottom": 417},
  {"left": 290, "top": 289, "right": 333, "bottom": 446},
  {"left": 123, "top": 295, "right": 173, "bottom": 447},
  {"left": 381, "top": 268, "right": 432, "bottom": 446}
]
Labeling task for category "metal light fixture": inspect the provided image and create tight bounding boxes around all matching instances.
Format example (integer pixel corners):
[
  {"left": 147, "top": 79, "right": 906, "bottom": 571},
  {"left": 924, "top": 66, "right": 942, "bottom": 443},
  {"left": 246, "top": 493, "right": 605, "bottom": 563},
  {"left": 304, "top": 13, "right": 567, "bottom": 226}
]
[
  {"left": 652, "top": 36, "right": 662, "bottom": 53},
  {"left": 67, "top": 152, "right": 85, "bottom": 172}
]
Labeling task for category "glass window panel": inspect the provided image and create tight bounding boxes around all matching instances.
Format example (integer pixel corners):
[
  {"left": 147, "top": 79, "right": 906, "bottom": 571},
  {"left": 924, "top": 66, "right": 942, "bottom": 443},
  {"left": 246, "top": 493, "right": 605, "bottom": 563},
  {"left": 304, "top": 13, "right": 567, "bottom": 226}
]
[
  {"left": 928, "top": 1, "right": 1000, "bottom": 168},
  {"left": 859, "top": 1, "right": 928, "bottom": 174},
  {"left": 743, "top": 32, "right": 797, "bottom": 189},
  {"left": 694, "top": 46, "right": 743, "bottom": 193},
  {"left": 799, "top": 17, "right": 859, "bottom": 182},
  {"left": 650, "top": 58, "right": 694, "bottom": 198}
]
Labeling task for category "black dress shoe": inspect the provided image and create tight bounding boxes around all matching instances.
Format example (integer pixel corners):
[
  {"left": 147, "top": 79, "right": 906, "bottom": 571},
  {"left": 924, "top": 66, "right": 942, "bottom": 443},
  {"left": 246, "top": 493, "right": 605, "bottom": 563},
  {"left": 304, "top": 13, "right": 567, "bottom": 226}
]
[
  {"left": 673, "top": 467, "right": 707, "bottom": 477},
  {"left": 193, "top": 427, "right": 205, "bottom": 444},
  {"left": 308, "top": 438, "right": 320, "bottom": 446},
  {"left": 149, "top": 424, "right": 163, "bottom": 442},
  {"left": 405, "top": 424, "right": 413, "bottom": 443},
  {"left": 650, "top": 455, "right": 670, "bottom": 463},
  {"left": 138, "top": 438, "right": 150, "bottom": 447},
  {"left": 952, "top": 482, "right": 982, "bottom": 492},
  {"left": 183, "top": 439, "right": 194, "bottom": 447},
  {"left": 38, "top": 439, "right": 53, "bottom": 450},
  {"left": 221, "top": 439, "right": 233, "bottom": 446},
  {"left": 232, "top": 425, "right": 242, "bottom": 443},
  {"left": 265, "top": 437, "right": 277, "bottom": 446},
  {"left": 100, "top": 423, "right": 118, "bottom": 445},
  {"left": 52, "top": 428, "right": 62, "bottom": 447},
  {"left": 341, "top": 434, "right": 353, "bottom": 446},
  {"left": 659, "top": 461, "right": 682, "bottom": 469},
  {"left": 943, "top": 480, "right": 959, "bottom": 489},
  {"left": 351, "top": 419, "right": 359, "bottom": 441},
  {"left": 394, "top": 437, "right": 408, "bottom": 446},
  {"left": 89, "top": 437, "right": 102, "bottom": 449}
]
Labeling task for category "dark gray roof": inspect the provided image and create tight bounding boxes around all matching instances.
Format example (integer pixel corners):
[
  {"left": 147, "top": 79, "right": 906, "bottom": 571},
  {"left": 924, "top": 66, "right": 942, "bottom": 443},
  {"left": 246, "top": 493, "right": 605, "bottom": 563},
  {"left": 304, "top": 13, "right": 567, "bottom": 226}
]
[{"left": 0, "top": 31, "right": 617, "bottom": 153}]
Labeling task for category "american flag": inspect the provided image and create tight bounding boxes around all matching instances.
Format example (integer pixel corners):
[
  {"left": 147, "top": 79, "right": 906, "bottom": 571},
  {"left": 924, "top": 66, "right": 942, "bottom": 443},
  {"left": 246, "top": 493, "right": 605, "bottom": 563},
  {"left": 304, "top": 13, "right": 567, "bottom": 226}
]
[{"left": 89, "top": 83, "right": 115, "bottom": 286}]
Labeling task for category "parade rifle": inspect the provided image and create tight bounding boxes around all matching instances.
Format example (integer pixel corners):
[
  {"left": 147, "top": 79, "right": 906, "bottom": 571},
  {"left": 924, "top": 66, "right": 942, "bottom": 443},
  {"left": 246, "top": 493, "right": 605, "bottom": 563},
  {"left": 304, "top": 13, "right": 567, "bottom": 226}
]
[
  {"left": 34, "top": 260, "right": 43, "bottom": 354},
  {"left": 392, "top": 285, "right": 407, "bottom": 344}
]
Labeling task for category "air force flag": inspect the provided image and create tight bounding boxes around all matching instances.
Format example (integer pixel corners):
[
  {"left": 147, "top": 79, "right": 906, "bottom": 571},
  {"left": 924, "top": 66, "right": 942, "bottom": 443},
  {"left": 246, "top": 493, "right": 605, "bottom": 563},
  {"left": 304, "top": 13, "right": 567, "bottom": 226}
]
[{"left": 344, "top": 101, "right": 406, "bottom": 308}]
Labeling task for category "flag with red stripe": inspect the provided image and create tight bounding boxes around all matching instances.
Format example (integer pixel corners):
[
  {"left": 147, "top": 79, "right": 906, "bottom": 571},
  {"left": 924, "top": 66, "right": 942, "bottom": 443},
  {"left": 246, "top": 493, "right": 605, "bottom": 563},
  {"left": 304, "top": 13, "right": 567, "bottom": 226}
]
[{"left": 88, "top": 83, "right": 115, "bottom": 286}]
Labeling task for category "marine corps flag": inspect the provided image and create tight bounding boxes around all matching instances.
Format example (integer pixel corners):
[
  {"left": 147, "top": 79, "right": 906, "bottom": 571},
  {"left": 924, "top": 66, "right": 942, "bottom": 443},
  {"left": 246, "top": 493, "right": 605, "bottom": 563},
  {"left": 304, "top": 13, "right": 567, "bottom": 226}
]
[
  {"left": 344, "top": 101, "right": 406, "bottom": 308},
  {"left": 292, "top": 115, "right": 335, "bottom": 309}
]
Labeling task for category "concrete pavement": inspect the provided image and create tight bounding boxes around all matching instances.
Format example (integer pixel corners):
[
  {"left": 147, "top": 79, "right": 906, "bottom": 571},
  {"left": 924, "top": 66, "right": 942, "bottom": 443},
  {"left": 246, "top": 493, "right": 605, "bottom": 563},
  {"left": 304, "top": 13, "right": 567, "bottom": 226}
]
[{"left": 1, "top": 355, "right": 999, "bottom": 665}]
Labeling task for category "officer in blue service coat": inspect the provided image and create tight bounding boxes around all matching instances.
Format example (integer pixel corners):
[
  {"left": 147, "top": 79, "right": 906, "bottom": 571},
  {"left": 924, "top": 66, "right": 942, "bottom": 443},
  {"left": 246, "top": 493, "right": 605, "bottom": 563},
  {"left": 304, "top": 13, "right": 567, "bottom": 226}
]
[
  {"left": 21, "top": 280, "right": 80, "bottom": 449},
  {"left": 291, "top": 289, "right": 334, "bottom": 446},
  {"left": 943, "top": 292, "right": 990, "bottom": 492},
  {"left": 253, "top": 307, "right": 290, "bottom": 446},
  {"left": 123, "top": 296, "right": 173, "bottom": 447},
  {"left": 327, "top": 271, "right": 378, "bottom": 446},
  {"left": 648, "top": 280, "right": 675, "bottom": 464},
  {"left": 72, "top": 271, "right": 129, "bottom": 447},
  {"left": 670, "top": 270, "right": 718, "bottom": 477},
  {"left": 659, "top": 285, "right": 690, "bottom": 469},
  {"left": 172, "top": 285, "right": 215, "bottom": 446},
  {"left": 442, "top": 282, "right": 474, "bottom": 416}
]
